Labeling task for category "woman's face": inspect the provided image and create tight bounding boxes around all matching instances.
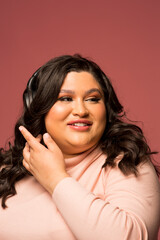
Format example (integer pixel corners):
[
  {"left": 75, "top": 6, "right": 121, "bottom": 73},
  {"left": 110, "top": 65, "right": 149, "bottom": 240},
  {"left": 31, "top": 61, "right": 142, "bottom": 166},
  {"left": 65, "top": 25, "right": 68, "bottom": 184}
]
[{"left": 45, "top": 71, "right": 106, "bottom": 158}]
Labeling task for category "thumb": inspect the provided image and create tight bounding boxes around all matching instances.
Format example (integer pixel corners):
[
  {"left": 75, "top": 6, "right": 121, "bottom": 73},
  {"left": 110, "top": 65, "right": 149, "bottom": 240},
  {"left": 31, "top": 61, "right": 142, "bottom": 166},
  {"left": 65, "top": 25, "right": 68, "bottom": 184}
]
[{"left": 43, "top": 133, "right": 57, "bottom": 151}]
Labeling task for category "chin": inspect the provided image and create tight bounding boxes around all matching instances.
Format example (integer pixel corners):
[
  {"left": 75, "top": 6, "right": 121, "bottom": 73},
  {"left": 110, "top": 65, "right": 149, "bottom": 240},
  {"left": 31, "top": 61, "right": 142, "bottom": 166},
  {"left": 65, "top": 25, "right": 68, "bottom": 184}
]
[{"left": 68, "top": 141, "right": 96, "bottom": 151}]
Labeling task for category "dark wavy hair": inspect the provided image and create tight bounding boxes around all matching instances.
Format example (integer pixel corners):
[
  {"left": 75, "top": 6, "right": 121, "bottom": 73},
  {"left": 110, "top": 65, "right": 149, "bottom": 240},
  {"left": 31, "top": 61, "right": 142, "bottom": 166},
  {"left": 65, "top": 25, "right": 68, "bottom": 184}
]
[{"left": 0, "top": 54, "right": 158, "bottom": 208}]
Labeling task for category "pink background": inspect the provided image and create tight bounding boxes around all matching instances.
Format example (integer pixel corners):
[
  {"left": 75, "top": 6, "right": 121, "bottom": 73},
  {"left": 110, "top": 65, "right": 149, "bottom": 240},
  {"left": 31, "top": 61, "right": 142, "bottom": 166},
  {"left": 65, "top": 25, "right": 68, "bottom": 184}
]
[{"left": 0, "top": 0, "right": 160, "bottom": 237}]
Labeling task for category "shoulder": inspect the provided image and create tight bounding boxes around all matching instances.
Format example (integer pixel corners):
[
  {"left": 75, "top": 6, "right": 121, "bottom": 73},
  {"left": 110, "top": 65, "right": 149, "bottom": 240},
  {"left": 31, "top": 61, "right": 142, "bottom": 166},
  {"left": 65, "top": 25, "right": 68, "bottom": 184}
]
[
  {"left": 103, "top": 159, "right": 160, "bottom": 232},
  {"left": 104, "top": 158, "right": 160, "bottom": 193}
]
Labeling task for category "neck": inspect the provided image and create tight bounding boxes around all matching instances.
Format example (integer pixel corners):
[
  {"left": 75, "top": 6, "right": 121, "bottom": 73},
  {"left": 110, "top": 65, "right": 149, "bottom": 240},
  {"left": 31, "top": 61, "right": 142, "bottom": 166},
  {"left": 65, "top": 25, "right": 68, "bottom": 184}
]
[{"left": 63, "top": 144, "right": 98, "bottom": 159}]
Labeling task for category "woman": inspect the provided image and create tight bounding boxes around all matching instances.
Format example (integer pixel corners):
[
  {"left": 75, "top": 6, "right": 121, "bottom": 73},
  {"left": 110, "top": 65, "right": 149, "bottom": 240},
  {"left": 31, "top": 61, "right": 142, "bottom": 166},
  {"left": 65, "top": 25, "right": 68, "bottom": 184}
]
[{"left": 0, "top": 54, "right": 160, "bottom": 240}]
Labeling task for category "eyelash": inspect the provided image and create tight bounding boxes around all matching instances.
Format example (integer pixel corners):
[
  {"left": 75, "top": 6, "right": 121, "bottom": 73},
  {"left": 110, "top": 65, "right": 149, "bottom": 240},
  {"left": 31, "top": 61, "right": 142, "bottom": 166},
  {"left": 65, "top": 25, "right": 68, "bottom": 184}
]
[
  {"left": 58, "top": 97, "right": 72, "bottom": 102},
  {"left": 86, "top": 97, "right": 100, "bottom": 103},
  {"left": 58, "top": 97, "right": 100, "bottom": 103}
]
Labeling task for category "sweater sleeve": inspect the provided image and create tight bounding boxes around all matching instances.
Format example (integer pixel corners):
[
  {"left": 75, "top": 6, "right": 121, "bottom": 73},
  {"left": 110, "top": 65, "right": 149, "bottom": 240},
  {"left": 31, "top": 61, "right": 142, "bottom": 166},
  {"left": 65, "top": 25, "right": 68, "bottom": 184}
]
[{"left": 52, "top": 162, "right": 160, "bottom": 240}]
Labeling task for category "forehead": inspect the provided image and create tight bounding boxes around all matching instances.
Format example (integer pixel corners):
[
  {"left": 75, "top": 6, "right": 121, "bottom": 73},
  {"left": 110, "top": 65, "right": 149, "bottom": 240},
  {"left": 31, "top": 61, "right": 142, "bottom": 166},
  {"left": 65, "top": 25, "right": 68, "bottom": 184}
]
[{"left": 61, "top": 71, "right": 102, "bottom": 91}]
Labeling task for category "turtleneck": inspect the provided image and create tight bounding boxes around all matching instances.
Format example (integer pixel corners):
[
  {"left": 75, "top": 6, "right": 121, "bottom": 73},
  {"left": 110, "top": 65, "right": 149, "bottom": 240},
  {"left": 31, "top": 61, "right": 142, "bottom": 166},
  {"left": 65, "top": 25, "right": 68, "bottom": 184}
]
[
  {"left": 65, "top": 145, "right": 105, "bottom": 169},
  {"left": 64, "top": 146, "right": 107, "bottom": 186},
  {"left": 1, "top": 145, "right": 160, "bottom": 240}
]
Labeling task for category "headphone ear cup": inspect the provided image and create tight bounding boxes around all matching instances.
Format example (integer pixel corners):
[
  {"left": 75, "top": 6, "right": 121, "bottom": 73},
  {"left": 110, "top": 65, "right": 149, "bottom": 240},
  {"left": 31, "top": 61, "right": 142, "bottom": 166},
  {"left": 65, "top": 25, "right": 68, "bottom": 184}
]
[
  {"left": 23, "top": 89, "right": 35, "bottom": 108},
  {"left": 23, "top": 68, "right": 40, "bottom": 109}
]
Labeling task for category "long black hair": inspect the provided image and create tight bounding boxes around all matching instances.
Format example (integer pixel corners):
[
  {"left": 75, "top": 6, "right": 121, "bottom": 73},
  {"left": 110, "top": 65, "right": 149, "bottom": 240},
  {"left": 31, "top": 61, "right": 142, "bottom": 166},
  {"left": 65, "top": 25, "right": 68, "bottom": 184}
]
[{"left": 0, "top": 54, "right": 158, "bottom": 208}]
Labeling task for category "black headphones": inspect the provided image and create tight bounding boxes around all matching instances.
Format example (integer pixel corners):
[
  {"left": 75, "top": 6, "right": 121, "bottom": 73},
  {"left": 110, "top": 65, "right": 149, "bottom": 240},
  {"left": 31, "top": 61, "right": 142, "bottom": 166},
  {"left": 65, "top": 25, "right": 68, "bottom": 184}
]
[{"left": 23, "top": 68, "right": 40, "bottom": 108}]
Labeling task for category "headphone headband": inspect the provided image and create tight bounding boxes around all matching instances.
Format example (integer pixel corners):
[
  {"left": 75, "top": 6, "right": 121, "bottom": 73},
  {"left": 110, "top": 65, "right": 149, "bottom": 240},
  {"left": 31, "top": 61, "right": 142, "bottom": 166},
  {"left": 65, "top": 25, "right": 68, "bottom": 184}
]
[{"left": 23, "top": 68, "right": 41, "bottom": 108}]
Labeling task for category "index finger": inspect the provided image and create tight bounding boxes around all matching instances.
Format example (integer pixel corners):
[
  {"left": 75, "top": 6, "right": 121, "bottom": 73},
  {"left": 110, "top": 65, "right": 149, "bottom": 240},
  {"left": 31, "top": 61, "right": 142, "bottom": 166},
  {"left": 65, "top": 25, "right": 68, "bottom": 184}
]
[{"left": 19, "top": 126, "right": 41, "bottom": 150}]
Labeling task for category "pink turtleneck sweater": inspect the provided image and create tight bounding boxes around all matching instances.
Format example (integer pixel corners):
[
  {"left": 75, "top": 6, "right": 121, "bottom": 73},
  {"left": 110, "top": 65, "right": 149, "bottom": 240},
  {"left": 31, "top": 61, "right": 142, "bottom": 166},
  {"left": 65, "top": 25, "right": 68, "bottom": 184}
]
[{"left": 0, "top": 147, "right": 160, "bottom": 240}]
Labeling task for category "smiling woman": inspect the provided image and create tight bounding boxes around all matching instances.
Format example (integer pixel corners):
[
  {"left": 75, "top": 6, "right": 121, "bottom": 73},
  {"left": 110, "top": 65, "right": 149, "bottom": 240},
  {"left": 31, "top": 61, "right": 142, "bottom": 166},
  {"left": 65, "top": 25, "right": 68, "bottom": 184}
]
[
  {"left": 0, "top": 54, "right": 160, "bottom": 240},
  {"left": 45, "top": 71, "right": 106, "bottom": 157}
]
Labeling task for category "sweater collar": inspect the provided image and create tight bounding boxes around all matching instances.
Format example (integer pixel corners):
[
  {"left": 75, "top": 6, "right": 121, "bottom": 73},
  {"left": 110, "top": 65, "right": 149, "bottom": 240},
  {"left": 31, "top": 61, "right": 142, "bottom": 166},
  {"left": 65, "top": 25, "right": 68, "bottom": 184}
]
[{"left": 65, "top": 145, "right": 104, "bottom": 170}]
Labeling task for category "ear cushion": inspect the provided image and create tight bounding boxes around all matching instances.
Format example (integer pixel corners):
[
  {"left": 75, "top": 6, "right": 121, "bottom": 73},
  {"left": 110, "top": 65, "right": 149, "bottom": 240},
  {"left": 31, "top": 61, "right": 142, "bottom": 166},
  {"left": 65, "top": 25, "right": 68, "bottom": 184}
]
[{"left": 23, "top": 68, "right": 40, "bottom": 108}]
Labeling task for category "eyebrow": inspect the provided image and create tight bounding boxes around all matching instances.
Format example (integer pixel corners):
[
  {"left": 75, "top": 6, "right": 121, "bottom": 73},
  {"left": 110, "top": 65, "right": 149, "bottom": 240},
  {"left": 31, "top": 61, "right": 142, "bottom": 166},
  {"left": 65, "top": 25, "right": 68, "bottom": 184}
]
[
  {"left": 60, "top": 88, "right": 103, "bottom": 96},
  {"left": 86, "top": 88, "right": 102, "bottom": 95}
]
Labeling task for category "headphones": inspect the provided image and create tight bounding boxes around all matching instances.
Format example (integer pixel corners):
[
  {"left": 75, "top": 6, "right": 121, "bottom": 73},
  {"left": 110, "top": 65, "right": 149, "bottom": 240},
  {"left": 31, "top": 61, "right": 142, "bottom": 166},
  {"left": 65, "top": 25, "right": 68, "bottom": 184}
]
[{"left": 23, "top": 68, "right": 40, "bottom": 108}]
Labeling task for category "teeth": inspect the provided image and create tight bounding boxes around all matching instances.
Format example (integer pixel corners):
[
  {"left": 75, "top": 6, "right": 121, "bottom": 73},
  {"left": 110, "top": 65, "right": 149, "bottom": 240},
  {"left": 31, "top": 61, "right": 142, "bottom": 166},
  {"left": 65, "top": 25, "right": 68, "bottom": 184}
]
[{"left": 72, "top": 123, "right": 88, "bottom": 126}]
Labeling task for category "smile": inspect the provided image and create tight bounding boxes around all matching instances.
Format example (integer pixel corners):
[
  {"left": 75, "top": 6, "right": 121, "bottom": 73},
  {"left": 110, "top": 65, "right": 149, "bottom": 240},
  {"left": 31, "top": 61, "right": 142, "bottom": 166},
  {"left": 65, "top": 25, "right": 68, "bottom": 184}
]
[
  {"left": 67, "top": 119, "right": 92, "bottom": 126},
  {"left": 70, "top": 123, "right": 89, "bottom": 126},
  {"left": 67, "top": 120, "right": 92, "bottom": 131}
]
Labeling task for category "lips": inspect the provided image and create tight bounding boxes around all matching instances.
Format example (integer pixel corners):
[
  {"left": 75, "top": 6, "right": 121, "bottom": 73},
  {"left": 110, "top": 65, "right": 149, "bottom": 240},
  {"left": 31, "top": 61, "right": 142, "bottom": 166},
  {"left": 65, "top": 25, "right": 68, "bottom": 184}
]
[
  {"left": 67, "top": 119, "right": 92, "bottom": 126},
  {"left": 70, "top": 123, "right": 89, "bottom": 126},
  {"left": 67, "top": 120, "right": 92, "bottom": 131}
]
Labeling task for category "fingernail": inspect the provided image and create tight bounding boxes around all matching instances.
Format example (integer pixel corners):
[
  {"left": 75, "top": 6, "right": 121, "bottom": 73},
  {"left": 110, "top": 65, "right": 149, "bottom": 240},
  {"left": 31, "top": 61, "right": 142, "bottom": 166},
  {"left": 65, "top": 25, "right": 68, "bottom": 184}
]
[
  {"left": 44, "top": 133, "right": 50, "bottom": 139},
  {"left": 19, "top": 126, "right": 23, "bottom": 131}
]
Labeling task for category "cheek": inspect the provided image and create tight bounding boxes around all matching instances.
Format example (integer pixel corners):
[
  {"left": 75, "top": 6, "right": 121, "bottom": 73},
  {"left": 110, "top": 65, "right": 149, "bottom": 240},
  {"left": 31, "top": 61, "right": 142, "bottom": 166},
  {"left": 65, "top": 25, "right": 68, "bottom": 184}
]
[
  {"left": 45, "top": 104, "right": 70, "bottom": 122},
  {"left": 94, "top": 104, "right": 106, "bottom": 123}
]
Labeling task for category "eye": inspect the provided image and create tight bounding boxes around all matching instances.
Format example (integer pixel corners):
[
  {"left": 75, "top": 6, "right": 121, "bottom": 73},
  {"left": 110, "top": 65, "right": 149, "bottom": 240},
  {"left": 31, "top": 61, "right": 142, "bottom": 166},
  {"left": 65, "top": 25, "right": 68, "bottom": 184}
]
[
  {"left": 86, "top": 97, "right": 100, "bottom": 103},
  {"left": 58, "top": 96, "right": 73, "bottom": 102}
]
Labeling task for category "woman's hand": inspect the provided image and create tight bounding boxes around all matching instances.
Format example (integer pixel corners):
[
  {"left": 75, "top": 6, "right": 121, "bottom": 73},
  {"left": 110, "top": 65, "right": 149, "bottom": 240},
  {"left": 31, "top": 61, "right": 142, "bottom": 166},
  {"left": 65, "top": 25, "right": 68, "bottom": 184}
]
[{"left": 19, "top": 126, "right": 69, "bottom": 195}]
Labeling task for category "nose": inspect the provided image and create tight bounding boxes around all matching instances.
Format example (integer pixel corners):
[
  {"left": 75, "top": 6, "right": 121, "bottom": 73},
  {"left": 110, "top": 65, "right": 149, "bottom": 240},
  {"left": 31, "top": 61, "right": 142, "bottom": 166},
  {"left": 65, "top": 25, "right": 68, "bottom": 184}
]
[{"left": 72, "top": 99, "right": 89, "bottom": 117}]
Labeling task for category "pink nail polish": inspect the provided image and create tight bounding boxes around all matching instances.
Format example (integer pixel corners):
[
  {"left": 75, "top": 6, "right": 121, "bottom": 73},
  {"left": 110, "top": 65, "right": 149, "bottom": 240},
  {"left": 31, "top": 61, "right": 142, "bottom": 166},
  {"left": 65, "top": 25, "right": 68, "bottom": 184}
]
[{"left": 19, "top": 126, "right": 23, "bottom": 131}]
